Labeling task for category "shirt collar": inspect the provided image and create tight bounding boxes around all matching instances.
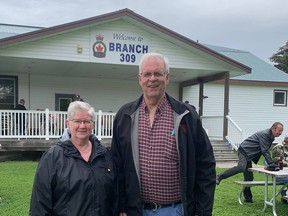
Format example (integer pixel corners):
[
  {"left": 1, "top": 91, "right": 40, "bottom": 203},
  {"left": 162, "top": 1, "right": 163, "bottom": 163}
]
[{"left": 141, "top": 95, "right": 168, "bottom": 115}]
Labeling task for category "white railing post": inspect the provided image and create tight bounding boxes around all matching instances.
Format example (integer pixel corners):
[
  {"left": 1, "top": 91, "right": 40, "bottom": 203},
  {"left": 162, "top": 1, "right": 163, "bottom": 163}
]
[
  {"left": 45, "top": 108, "right": 50, "bottom": 140},
  {"left": 97, "top": 110, "right": 102, "bottom": 140}
]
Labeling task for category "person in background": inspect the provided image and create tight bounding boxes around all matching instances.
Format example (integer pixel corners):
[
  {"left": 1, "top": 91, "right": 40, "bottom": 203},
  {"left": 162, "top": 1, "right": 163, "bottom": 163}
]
[
  {"left": 30, "top": 101, "right": 117, "bottom": 216},
  {"left": 216, "top": 122, "right": 284, "bottom": 203},
  {"left": 75, "top": 94, "right": 84, "bottom": 102},
  {"left": 111, "top": 52, "right": 216, "bottom": 216},
  {"left": 14, "top": 98, "right": 27, "bottom": 135},
  {"left": 272, "top": 135, "right": 288, "bottom": 167},
  {"left": 49, "top": 113, "right": 58, "bottom": 135},
  {"left": 272, "top": 135, "right": 288, "bottom": 204},
  {"left": 184, "top": 100, "right": 197, "bottom": 111}
]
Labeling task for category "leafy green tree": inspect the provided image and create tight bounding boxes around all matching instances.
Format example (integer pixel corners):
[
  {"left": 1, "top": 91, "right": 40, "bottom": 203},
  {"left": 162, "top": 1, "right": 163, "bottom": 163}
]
[{"left": 270, "top": 41, "right": 288, "bottom": 73}]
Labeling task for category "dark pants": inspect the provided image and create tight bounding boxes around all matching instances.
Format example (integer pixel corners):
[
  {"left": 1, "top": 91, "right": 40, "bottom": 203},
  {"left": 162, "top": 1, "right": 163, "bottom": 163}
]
[
  {"left": 220, "top": 151, "right": 254, "bottom": 199},
  {"left": 15, "top": 114, "right": 26, "bottom": 135}
]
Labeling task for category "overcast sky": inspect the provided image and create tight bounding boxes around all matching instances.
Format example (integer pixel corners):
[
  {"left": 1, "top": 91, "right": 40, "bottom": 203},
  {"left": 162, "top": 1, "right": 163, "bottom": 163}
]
[{"left": 1, "top": 0, "right": 287, "bottom": 63}]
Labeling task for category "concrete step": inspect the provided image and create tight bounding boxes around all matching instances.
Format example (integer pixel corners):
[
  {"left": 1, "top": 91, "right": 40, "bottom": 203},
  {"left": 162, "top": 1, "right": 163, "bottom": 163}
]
[
  {"left": 211, "top": 139, "right": 238, "bottom": 163},
  {"left": 216, "top": 158, "right": 239, "bottom": 163}
]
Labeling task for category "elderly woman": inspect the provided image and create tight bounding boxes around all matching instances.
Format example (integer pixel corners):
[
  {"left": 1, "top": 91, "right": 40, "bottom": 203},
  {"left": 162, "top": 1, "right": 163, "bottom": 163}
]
[{"left": 29, "top": 101, "right": 117, "bottom": 216}]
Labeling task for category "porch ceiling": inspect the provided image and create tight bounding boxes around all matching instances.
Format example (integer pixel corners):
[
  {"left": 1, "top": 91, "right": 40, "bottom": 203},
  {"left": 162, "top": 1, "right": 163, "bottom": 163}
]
[{"left": 0, "top": 56, "right": 227, "bottom": 83}]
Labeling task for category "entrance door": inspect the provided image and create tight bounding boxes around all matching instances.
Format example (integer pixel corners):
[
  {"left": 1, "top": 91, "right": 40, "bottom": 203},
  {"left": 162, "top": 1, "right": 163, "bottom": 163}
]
[{"left": 55, "top": 94, "right": 75, "bottom": 111}]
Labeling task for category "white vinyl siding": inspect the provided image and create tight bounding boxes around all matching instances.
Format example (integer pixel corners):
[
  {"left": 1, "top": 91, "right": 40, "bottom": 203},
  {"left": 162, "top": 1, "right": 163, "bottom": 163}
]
[
  {"left": 185, "top": 83, "right": 288, "bottom": 143},
  {"left": 23, "top": 74, "right": 178, "bottom": 112},
  {"left": 0, "top": 20, "right": 231, "bottom": 71},
  {"left": 0, "top": 29, "right": 91, "bottom": 61}
]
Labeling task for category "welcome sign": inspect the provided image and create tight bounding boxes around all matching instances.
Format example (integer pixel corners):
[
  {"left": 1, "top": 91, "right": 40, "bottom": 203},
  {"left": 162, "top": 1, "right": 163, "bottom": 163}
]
[{"left": 90, "top": 30, "right": 151, "bottom": 65}]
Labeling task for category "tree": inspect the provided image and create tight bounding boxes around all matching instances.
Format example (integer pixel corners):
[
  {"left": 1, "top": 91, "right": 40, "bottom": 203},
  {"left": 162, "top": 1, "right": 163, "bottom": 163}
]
[{"left": 270, "top": 41, "right": 288, "bottom": 73}]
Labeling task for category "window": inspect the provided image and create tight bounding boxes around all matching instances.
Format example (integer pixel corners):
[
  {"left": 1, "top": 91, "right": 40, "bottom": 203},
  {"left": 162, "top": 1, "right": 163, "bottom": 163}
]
[
  {"left": 273, "top": 90, "right": 287, "bottom": 106},
  {"left": 0, "top": 76, "right": 18, "bottom": 109},
  {"left": 55, "top": 93, "right": 75, "bottom": 111}
]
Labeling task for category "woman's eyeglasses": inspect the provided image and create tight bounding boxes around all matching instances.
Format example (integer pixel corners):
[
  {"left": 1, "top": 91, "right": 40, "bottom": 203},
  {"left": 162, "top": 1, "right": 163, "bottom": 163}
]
[{"left": 70, "top": 119, "right": 94, "bottom": 126}]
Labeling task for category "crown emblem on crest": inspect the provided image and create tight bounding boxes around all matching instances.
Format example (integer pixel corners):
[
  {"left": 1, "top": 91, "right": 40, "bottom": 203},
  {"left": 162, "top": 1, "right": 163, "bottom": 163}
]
[{"left": 96, "top": 34, "right": 104, "bottom": 41}]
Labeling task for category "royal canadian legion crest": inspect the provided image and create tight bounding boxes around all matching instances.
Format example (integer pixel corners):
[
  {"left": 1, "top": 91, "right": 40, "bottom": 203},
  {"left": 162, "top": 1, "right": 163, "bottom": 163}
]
[{"left": 92, "top": 34, "right": 106, "bottom": 58}]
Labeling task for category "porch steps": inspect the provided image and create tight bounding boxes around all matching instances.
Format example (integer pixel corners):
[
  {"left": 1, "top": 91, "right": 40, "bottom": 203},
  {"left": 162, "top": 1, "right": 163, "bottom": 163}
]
[
  {"left": 101, "top": 138, "right": 239, "bottom": 163},
  {"left": 211, "top": 139, "right": 238, "bottom": 163}
]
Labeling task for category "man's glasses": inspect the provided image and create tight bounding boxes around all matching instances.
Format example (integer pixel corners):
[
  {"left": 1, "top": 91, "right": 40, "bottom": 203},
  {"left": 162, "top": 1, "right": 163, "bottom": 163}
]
[
  {"left": 139, "top": 72, "right": 167, "bottom": 79},
  {"left": 70, "top": 119, "right": 94, "bottom": 126}
]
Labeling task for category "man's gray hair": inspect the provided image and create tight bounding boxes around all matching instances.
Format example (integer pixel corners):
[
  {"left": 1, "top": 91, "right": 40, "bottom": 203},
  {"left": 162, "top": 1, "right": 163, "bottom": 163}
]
[{"left": 139, "top": 52, "right": 170, "bottom": 74}]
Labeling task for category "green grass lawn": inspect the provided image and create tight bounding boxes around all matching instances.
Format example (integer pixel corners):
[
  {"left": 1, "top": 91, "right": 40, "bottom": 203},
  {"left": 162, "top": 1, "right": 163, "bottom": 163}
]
[
  {"left": 0, "top": 161, "right": 287, "bottom": 215},
  {"left": 0, "top": 161, "right": 37, "bottom": 216},
  {"left": 215, "top": 168, "right": 287, "bottom": 216}
]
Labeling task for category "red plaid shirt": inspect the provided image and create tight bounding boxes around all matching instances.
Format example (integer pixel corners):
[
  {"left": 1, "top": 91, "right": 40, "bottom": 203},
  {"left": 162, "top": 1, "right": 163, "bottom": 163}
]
[{"left": 139, "top": 96, "right": 181, "bottom": 204}]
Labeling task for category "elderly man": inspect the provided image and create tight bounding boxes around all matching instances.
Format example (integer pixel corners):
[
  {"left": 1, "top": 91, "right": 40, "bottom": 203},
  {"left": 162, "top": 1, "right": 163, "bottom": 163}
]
[{"left": 112, "top": 52, "right": 216, "bottom": 216}]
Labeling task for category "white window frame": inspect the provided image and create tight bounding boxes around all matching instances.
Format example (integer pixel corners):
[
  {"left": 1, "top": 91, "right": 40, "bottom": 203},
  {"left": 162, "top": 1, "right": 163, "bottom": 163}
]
[
  {"left": 0, "top": 75, "right": 17, "bottom": 109},
  {"left": 273, "top": 89, "right": 287, "bottom": 106}
]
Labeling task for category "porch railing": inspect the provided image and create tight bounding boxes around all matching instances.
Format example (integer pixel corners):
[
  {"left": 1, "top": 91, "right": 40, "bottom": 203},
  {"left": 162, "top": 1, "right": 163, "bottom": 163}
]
[
  {"left": 0, "top": 109, "right": 115, "bottom": 140},
  {"left": 201, "top": 115, "right": 244, "bottom": 150},
  {"left": 1, "top": 110, "right": 244, "bottom": 148},
  {"left": 225, "top": 115, "right": 245, "bottom": 150},
  {"left": 200, "top": 115, "right": 223, "bottom": 140}
]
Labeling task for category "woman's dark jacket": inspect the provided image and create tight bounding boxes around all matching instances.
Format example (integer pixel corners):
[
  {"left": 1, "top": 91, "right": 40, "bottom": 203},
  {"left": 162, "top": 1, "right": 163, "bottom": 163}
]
[
  {"left": 111, "top": 94, "right": 216, "bottom": 216},
  {"left": 29, "top": 135, "right": 117, "bottom": 216}
]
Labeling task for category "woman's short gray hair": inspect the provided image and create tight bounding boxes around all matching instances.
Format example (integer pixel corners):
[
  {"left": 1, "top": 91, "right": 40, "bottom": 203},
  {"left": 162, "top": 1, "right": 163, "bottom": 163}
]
[
  {"left": 67, "top": 101, "right": 95, "bottom": 121},
  {"left": 139, "top": 52, "right": 169, "bottom": 74}
]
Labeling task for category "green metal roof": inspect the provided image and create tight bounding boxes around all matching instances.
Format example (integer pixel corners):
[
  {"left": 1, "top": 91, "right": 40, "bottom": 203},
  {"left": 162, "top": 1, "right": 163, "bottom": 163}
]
[
  {"left": 206, "top": 44, "right": 288, "bottom": 82},
  {"left": 0, "top": 23, "right": 43, "bottom": 39}
]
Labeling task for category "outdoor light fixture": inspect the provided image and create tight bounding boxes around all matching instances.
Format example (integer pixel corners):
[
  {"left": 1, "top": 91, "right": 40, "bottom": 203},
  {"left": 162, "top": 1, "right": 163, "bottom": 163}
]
[{"left": 77, "top": 45, "right": 83, "bottom": 53}]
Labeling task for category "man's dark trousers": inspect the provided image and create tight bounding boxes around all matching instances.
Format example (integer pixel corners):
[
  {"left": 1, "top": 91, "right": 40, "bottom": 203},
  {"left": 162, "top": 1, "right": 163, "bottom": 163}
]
[{"left": 220, "top": 151, "right": 253, "bottom": 200}]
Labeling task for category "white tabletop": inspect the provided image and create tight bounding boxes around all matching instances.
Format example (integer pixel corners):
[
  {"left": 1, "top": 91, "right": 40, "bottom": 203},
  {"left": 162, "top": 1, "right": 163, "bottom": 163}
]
[{"left": 249, "top": 167, "right": 288, "bottom": 177}]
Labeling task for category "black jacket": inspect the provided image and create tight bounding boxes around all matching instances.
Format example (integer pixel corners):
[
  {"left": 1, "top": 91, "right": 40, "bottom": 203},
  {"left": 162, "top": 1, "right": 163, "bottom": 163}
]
[
  {"left": 14, "top": 103, "right": 26, "bottom": 123},
  {"left": 238, "top": 128, "right": 275, "bottom": 165},
  {"left": 29, "top": 136, "right": 117, "bottom": 216},
  {"left": 111, "top": 94, "right": 216, "bottom": 216}
]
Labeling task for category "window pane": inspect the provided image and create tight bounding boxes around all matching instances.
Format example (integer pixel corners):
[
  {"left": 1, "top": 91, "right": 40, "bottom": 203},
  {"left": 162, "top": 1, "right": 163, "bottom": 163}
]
[
  {"left": 0, "top": 77, "right": 16, "bottom": 109},
  {"left": 59, "top": 98, "right": 72, "bottom": 111},
  {"left": 274, "top": 90, "right": 287, "bottom": 106}
]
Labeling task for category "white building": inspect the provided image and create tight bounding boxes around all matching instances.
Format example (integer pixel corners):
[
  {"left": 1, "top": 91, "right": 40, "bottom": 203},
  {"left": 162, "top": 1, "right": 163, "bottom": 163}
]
[
  {"left": 2, "top": 8, "right": 286, "bottom": 145},
  {"left": 183, "top": 45, "right": 288, "bottom": 143}
]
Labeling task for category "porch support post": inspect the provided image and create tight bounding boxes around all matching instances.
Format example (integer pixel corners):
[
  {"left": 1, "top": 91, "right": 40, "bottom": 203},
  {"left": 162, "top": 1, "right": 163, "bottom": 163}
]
[
  {"left": 223, "top": 72, "right": 230, "bottom": 138},
  {"left": 178, "top": 85, "right": 183, "bottom": 102},
  {"left": 199, "top": 82, "right": 204, "bottom": 117}
]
